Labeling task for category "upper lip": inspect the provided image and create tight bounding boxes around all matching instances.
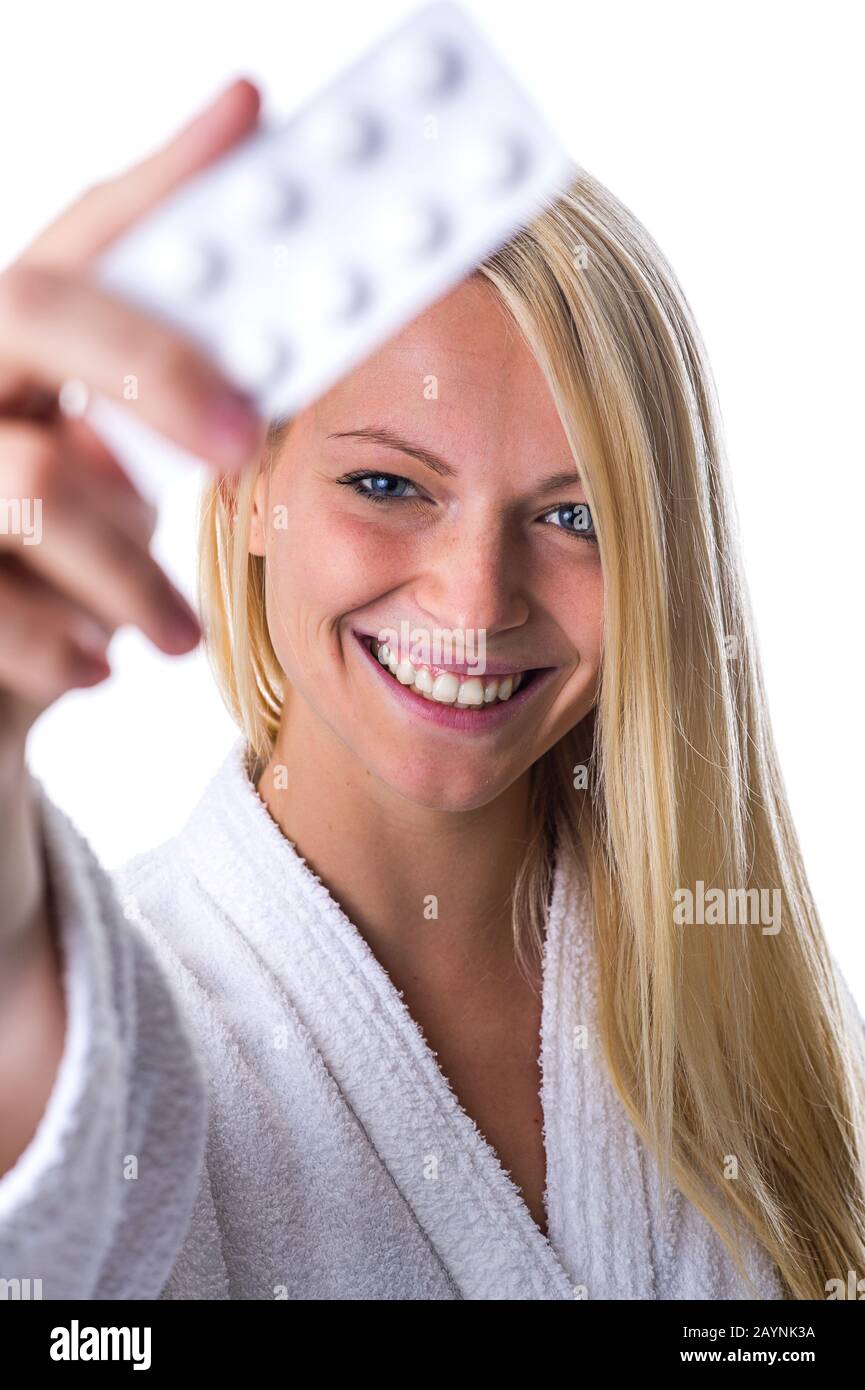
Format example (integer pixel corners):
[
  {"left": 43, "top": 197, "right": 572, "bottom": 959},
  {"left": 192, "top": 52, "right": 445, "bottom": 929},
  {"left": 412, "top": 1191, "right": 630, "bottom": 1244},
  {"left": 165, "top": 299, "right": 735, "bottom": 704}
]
[{"left": 355, "top": 630, "right": 551, "bottom": 677}]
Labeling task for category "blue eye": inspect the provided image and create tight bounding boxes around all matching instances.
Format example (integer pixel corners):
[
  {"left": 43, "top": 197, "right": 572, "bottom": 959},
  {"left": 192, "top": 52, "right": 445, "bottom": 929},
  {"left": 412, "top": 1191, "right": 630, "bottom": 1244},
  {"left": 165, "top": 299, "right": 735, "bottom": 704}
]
[
  {"left": 339, "top": 471, "right": 420, "bottom": 502},
  {"left": 543, "top": 502, "right": 597, "bottom": 542}
]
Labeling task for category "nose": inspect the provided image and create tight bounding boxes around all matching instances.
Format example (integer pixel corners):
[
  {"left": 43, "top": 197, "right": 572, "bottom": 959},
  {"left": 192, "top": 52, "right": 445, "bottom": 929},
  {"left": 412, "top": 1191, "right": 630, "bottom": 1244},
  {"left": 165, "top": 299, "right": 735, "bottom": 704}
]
[{"left": 411, "top": 510, "right": 530, "bottom": 640}]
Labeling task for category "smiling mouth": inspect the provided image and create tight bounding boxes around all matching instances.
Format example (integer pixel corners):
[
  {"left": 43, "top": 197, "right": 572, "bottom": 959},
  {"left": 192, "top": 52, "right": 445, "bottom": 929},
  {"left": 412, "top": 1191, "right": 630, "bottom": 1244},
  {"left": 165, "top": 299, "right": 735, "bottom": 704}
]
[
  {"left": 353, "top": 630, "right": 554, "bottom": 730},
  {"left": 368, "top": 636, "right": 535, "bottom": 707}
]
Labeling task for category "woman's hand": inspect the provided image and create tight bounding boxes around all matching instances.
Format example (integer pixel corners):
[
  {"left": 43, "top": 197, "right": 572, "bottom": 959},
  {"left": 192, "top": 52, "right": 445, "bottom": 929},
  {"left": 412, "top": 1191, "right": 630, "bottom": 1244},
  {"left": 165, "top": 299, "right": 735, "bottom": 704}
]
[
  {"left": 0, "top": 77, "right": 266, "bottom": 737},
  {"left": 0, "top": 80, "right": 269, "bottom": 1179},
  {"left": 0, "top": 77, "right": 268, "bottom": 1014}
]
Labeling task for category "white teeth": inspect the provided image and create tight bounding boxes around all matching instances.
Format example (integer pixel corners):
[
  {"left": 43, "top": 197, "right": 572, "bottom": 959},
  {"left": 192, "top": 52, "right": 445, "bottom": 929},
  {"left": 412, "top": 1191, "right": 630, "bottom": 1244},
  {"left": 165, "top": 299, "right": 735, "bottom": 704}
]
[
  {"left": 369, "top": 639, "right": 530, "bottom": 709},
  {"left": 456, "top": 677, "right": 485, "bottom": 706},
  {"left": 431, "top": 672, "right": 460, "bottom": 704}
]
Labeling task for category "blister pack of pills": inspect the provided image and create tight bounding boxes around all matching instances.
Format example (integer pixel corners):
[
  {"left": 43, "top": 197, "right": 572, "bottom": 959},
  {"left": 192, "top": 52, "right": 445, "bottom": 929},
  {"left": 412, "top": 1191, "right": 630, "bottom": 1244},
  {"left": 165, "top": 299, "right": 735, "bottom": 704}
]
[{"left": 93, "top": 1, "right": 571, "bottom": 427}]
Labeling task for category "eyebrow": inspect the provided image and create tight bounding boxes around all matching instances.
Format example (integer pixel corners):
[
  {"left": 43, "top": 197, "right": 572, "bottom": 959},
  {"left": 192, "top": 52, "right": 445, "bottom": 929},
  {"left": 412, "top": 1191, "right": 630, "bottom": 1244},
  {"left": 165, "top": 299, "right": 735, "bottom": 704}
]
[
  {"left": 327, "top": 427, "right": 583, "bottom": 492},
  {"left": 327, "top": 427, "right": 458, "bottom": 478},
  {"left": 534, "top": 469, "right": 585, "bottom": 494}
]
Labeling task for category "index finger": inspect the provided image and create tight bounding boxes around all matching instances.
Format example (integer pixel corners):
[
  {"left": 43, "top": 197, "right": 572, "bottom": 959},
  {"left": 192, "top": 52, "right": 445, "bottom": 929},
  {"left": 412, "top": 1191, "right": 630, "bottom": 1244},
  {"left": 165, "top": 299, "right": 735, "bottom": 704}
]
[{"left": 18, "top": 78, "right": 261, "bottom": 270}]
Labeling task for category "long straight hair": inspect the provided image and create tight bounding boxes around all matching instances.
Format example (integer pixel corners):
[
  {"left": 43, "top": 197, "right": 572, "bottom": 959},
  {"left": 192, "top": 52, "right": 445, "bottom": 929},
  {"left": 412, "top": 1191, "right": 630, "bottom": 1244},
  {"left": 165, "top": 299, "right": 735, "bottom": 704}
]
[{"left": 198, "top": 167, "right": 865, "bottom": 1299}]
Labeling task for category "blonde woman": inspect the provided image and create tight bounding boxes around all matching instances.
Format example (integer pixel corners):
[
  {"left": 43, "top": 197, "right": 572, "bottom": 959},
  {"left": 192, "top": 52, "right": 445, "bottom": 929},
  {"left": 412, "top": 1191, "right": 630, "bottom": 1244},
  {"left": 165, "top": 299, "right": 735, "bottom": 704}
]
[{"left": 0, "top": 79, "right": 862, "bottom": 1302}]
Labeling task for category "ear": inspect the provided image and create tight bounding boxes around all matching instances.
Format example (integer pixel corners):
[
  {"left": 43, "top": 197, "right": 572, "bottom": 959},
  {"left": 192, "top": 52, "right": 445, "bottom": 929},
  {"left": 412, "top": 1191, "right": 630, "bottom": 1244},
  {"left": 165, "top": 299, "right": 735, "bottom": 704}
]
[{"left": 247, "top": 468, "right": 269, "bottom": 556}]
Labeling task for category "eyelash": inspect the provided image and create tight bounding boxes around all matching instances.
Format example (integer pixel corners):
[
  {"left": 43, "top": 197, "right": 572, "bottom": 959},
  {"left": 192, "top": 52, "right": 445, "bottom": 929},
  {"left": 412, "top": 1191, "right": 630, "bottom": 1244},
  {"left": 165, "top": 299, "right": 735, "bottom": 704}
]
[
  {"left": 338, "top": 471, "right": 424, "bottom": 507},
  {"left": 336, "top": 470, "right": 599, "bottom": 544}
]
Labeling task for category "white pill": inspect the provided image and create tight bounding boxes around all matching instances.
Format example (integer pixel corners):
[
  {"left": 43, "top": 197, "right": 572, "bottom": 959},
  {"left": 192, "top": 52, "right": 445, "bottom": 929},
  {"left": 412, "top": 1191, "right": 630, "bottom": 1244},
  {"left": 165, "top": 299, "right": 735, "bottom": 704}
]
[
  {"left": 386, "top": 36, "right": 464, "bottom": 100},
  {"left": 302, "top": 105, "right": 383, "bottom": 164},
  {"left": 140, "top": 235, "right": 221, "bottom": 296},
  {"left": 229, "top": 169, "right": 306, "bottom": 229},
  {"left": 455, "top": 131, "right": 530, "bottom": 191},
  {"left": 296, "top": 262, "right": 370, "bottom": 321},
  {"left": 368, "top": 198, "right": 449, "bottom": 258},
  {"left": 219, "top": 327, "right": 286, "bottom": 391}
]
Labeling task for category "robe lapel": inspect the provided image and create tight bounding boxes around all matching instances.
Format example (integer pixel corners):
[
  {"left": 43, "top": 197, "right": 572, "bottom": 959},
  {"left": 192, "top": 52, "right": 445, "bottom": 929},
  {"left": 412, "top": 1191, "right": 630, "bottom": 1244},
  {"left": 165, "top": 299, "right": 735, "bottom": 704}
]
[
  {"left": 180, "top": 741, "right": 667, "bottom": 1300},
  {"left": 541, "top": 853, "right": 658, "bottom": 1299},
  {"left": 184, "top": 742, "right": 578, "bottom": 1300},
  {"left": 276, "top": 888, "right": 579, "bottom": 1301}
]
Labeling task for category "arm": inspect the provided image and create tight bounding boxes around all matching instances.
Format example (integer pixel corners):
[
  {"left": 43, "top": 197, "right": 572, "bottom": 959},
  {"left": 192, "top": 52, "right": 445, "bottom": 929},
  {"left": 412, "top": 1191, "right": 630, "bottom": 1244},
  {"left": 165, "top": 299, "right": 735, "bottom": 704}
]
[
  {"left": 0, "top": 737, "right": 65, "bottom": 1184},
  {"left": 0, "top": 766, "right": 209, "bottom": 1299},
  {"left": 0, "top": 81, "right": 264, "bottom": 1297}
]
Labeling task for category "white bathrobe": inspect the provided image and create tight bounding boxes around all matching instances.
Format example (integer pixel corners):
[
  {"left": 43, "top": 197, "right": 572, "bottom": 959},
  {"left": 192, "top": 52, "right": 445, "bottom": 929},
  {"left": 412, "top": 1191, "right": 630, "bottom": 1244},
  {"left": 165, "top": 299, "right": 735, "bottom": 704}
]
[{"left": 0, "top": 739, "right": 786, "bottom": 1300}]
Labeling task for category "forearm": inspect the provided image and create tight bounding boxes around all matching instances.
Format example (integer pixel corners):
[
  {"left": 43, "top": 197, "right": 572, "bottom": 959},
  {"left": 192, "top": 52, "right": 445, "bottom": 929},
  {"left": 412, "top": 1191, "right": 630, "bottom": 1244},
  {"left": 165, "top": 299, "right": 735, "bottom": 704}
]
[{"left": 0, "top": 772, "right": 208, "bottom": 1299}]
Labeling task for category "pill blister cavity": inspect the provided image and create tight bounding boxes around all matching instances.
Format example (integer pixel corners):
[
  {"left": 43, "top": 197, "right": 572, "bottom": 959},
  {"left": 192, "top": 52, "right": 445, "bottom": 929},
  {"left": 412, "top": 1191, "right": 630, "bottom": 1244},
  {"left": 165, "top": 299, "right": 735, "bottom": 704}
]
[
  {"left": 385, "top": 35, "right": 464, "bottom": 100},
  {"left": 302, "top": 105, "right": 384, "bottom": 165},
  {"left": 368, "top": 197, "right": 449, "bottom": 259},
  {"left": 219, "top": 326, "right": 287, "bottom": 392},
  {"left": 293, "top": 261, "right": 370, "bottom": 322},
  {"left": 140, "top": 235, "right": 222, "bottom": 297},
  {"left": 455, "top": 131, "right": 531, "bottom": 191},
  {"left": 230, "top": 170, "right": 307, "bottom": 229}
]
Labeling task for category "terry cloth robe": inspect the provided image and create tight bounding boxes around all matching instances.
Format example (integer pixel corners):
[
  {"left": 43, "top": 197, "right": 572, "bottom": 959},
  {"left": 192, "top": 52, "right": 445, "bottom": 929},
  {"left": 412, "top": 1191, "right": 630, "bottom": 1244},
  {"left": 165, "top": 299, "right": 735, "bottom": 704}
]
[{"left": 0, "top": 739, "right": 787, "bottom": 1301}]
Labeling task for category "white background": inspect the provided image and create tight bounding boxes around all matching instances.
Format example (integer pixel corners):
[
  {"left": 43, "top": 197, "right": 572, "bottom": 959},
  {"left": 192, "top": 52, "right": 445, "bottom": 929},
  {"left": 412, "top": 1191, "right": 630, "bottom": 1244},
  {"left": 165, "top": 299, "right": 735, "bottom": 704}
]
[{"left": 1, "top": 1, "right": 862, "bottom": 1001}]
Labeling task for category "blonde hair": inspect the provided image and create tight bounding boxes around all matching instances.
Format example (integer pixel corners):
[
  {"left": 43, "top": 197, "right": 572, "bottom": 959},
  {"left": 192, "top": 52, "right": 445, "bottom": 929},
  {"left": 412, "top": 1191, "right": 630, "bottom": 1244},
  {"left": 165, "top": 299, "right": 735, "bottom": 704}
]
[{"left": 199, "top": 167, "right": 865, "bottom": 1299}]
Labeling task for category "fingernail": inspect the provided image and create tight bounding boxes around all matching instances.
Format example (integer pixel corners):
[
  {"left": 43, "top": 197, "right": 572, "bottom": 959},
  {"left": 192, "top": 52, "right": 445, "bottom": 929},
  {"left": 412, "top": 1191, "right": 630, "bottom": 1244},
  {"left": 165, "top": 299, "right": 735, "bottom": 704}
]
[{"left": 207, "top": 390, "right": 265, "bottom": 465}]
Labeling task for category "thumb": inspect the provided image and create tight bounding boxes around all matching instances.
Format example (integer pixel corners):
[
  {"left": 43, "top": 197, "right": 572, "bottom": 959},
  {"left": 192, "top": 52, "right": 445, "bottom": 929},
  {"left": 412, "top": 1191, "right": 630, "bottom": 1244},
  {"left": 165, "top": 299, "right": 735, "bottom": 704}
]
[{"left": 18, "top": 77, "right": 261, "bottom": 269}]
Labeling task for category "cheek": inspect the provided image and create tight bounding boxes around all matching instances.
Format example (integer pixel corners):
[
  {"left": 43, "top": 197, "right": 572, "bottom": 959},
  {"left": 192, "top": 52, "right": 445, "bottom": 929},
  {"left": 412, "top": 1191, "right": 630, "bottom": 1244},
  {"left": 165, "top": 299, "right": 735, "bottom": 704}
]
[
  {"left": 551, "top": 559, "right": 605, "bottom": 713},
  {"left": 547, "top": 550, "right": 605, "bottom": 649},
  {"left": 574, "top": 577, "right": 604, "bottom": 664},
  {"left": 265, "top": 506, "right": 416, "bottom": 620}
]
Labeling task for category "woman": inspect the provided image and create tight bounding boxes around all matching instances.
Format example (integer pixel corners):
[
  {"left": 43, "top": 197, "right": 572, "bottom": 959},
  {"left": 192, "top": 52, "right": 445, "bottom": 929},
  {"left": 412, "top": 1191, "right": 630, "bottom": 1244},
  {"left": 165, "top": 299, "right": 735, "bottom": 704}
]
[{"left": 0, "top": 79, "right": 862, "bottom": 1301}]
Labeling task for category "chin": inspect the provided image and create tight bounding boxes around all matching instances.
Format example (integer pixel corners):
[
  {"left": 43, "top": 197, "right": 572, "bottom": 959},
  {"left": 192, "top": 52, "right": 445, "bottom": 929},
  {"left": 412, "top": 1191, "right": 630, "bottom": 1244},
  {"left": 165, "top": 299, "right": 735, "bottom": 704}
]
[{"left": 370, "top": 753, "right": 515, "bottom": 815}]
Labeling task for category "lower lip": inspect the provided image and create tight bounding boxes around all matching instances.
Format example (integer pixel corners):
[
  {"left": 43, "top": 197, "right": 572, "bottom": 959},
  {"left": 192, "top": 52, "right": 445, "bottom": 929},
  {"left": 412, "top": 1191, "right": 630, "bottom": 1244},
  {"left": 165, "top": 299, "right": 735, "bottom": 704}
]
[{"left": 352, "top": 631, "right": 557, "bottom": 735}]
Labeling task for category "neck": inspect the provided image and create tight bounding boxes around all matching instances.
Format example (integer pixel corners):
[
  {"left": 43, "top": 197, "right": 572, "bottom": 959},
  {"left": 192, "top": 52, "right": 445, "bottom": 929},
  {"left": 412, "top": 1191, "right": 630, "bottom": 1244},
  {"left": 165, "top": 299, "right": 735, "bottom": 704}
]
[{"left": 256, "top": 705, "right": 534, "bottom": 988}]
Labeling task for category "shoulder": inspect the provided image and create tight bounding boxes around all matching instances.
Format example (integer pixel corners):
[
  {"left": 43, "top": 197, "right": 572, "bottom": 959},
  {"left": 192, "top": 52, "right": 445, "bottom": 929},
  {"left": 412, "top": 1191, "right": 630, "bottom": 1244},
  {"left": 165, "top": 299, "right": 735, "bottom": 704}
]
[
  {"left": 109, "top": 736, "right": 252, "bottom": 961},
  {"left": 109, "top": 829, "right": 216, "bottom": 1035}
]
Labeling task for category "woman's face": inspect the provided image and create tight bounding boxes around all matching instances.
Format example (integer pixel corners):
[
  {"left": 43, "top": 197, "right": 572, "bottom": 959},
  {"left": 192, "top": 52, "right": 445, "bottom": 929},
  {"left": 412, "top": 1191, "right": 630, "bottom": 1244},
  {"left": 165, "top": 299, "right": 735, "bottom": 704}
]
[{"left": 249, "top": 276, "right": 603, "bottom": 812}]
